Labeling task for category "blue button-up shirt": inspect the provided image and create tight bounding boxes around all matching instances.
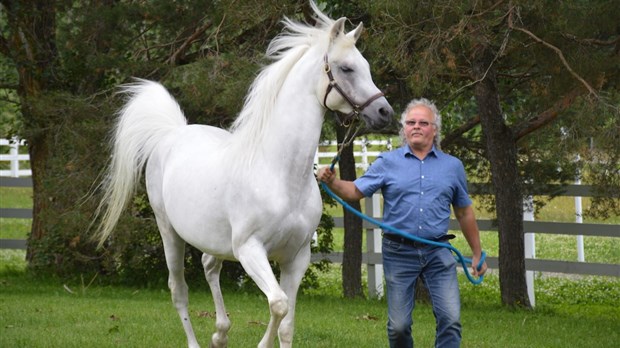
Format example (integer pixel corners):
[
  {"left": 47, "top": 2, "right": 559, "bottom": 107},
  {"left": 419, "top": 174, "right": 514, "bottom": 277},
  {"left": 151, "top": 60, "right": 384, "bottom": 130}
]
[{"left": 354, "top": 145, "right": 472, "bottom": 240}]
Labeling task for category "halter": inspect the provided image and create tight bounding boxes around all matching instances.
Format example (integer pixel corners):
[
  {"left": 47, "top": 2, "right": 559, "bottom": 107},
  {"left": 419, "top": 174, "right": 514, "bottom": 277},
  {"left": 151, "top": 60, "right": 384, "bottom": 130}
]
[{"left": 322, "top": 55, "right": 385, "bottom": 127}]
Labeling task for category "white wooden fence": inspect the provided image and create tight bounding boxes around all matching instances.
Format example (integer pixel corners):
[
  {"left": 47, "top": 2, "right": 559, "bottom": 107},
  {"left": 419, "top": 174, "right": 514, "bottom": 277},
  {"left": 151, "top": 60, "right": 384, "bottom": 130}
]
[
  {"left": 0, "top": 138, "right": 31, "bottom": 177},
  {"left": 313, "top": 185, "right": 620, "bottom": 303},
  {"left": 1, "top": 138, "right": 618, "bottom": 305},
  {"left": 314, "top": 138, "right": 393, "bottom": 170}
]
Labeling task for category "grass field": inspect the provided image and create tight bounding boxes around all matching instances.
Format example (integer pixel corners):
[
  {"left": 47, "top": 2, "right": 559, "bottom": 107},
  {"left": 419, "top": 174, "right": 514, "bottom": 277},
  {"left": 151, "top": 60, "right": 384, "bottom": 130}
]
[
  {"left": 0, "top": 187, "right": 32, "bottom": 240},
  {"left": 1, "top": 250, "right": 619, "bottom": 348}
]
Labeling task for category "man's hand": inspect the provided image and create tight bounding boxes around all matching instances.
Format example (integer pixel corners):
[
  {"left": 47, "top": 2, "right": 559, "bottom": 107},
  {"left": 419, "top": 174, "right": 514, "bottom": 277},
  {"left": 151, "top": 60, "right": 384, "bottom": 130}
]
[
  {"left": 471, "top": 254, "right": 488, "bottom": 277},
  {"left": 317, "top": 167, "right": 336, "bottom": 184}
]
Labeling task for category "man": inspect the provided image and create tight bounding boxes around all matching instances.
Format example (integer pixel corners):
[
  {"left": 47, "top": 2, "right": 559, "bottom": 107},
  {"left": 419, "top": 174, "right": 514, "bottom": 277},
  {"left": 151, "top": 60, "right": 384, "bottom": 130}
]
[{"left": 317, "top": 98, "right": 487, "bottom": 348}]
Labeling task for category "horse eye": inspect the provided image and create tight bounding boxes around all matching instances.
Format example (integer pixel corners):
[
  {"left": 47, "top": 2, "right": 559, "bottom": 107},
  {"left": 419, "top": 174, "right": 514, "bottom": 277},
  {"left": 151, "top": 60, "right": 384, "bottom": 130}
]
[{"left": 340, "top": 66, "right": 354, "bottom": 73}]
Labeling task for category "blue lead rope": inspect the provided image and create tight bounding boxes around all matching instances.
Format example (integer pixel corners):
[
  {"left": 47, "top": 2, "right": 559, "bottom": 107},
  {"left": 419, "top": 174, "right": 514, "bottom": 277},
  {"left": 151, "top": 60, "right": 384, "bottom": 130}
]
[{"left": 322, "top": 158, "right": 486, "bottom": 285}]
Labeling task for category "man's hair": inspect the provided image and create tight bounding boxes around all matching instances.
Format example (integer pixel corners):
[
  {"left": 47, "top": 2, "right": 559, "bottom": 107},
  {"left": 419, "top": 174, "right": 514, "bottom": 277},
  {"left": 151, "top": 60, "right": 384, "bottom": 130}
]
[{"left": 399, "top": 98, "right": 442, "bottom": 149}]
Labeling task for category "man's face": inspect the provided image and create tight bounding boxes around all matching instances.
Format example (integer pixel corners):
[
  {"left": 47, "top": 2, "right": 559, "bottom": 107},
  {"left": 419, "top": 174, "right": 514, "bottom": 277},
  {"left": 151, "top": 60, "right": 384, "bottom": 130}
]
[{"left": 403, "top": 105, "right": 436, "bottom": 151}]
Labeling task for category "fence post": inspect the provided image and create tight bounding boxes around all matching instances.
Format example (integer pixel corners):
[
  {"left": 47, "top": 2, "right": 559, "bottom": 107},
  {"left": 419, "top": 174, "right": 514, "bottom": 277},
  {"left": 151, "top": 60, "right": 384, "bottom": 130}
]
[
  {"left": 523, "top": 195, "right": 536, "bottom": 307},
  {"left": 575, "top": 163, "right": 585, "bottom": 262},
  {"left": 10, "top": 138, "right": 19, "bottom": 177},
  {"left": 313, "top": 148, "right": 319, "bottom": 169},
  {"left": 366, "top": 193, "right": 383, "bottom": 298},
  {"left": 360, "top": 138, "right": 369, "bottom": 171}
]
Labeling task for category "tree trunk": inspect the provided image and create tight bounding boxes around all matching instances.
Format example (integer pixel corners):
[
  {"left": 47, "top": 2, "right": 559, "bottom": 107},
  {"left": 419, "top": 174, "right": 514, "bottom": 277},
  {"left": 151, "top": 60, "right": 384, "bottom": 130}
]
[
  {"left": 336, "top": 125, "right": 364, "bottom": 298},
  {"left": 473, "top": 45, "right": 531, "bottom": 308},
  {"left": 26, "top": 132, "right": 50, "bottom": 263},
  {"left": 4, "top": 1, "right": 59, "bottom": 263}
]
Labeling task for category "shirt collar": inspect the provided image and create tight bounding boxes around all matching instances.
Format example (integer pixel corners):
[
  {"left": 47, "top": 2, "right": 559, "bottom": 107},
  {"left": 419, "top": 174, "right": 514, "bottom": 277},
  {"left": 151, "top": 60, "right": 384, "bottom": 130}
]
[{"left": 401, "top": 144, "right": 439, "bottom": 159}]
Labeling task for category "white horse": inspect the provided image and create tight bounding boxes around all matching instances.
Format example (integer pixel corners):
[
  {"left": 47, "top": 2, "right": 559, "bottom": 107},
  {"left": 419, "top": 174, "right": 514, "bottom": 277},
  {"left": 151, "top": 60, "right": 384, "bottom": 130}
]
[{"left": 94, "top": 3, "right": 393, "bottom": 348}]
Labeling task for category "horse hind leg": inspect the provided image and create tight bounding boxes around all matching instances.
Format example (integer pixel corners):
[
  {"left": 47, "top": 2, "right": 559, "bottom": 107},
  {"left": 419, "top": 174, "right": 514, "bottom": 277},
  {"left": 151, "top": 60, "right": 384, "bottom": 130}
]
[
  {"left": 158, "top": 218, "right": 200, "bottom": 348},
  {"left": 201, "top": 253, "right": 231, "bottom": 348}
]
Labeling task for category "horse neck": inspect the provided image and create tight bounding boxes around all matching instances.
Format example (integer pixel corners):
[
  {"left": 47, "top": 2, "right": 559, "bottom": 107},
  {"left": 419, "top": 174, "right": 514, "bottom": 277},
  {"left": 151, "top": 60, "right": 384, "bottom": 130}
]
[
  {"left": 227, "top": 48, "right": 325, "bottom": 183},
  {"left": 263, "top": 69, "right": 324, "bottom": 175}
]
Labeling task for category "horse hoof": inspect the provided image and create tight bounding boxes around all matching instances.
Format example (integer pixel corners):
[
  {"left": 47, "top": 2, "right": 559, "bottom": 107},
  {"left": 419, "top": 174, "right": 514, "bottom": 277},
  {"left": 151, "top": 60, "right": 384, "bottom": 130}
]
[{"left": 209, "top": 334, "right": 227, "bottom": 348}]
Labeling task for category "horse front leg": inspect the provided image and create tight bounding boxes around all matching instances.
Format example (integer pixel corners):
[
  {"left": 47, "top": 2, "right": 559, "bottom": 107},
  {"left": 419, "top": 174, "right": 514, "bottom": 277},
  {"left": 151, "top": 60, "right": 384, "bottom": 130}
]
[
  {"left": 202, "top": 254, "right": 231, "bottom": 348},
  {"left": 277, "top": 244, "right": 311, "bottom": 348},
  {"left": 235, "top": 238, "right": 288, "bottom": 348}
]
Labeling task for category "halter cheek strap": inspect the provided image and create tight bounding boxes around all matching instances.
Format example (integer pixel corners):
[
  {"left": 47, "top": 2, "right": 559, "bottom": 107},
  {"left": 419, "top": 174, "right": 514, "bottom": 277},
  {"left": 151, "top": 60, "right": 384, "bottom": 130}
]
[{"left": 322, "top": 55, "right": 385, "bottom": 127}]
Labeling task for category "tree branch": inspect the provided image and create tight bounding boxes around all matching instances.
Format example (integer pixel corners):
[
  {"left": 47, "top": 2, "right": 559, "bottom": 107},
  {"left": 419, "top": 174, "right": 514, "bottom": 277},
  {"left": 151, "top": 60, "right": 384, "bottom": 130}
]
[
  {"left": 0, "top": 83, "right": 19, "bottom": 90},
  {"left": 0, "top": 33, "right": 9, "bottom": 57},
  {"left": 561, "top": 34, "right": 620, "bottom": 47},
  {"left": 166, "top": 19, "right": 213, "bottom": 65},
  {"left": 508, "top": 7, "right": 598, "bottom": 97},
  {"left": 441, "top": 115, "right": 480, "bottom": 148},
  {"left": 513, "top": 88, "right": 582, "bottom": 141}
]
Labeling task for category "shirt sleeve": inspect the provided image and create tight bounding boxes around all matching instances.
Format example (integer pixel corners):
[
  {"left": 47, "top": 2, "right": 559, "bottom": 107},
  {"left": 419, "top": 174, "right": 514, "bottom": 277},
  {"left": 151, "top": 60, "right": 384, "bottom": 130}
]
[
  {"left": 354, "top": 155, "right": 387, "bottom": 197},
  {"left": 453, "top": 159, "right": 473, "bottom": 208}
]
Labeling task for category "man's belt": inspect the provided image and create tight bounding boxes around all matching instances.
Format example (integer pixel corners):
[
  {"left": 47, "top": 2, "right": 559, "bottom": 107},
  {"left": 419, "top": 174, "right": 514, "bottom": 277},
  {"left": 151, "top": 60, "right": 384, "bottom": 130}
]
[{"left": 382, "top": 233, "right": 455, "bottom": 248}]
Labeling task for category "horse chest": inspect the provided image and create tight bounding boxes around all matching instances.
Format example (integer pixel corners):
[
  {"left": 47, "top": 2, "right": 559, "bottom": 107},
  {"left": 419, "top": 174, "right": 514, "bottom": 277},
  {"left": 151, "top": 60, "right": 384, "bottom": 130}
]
[
  {"left": 235, "top": 185, "right": 322, "bottom": 240},
  {"left": 255, "top": 197, "right": 320, "bottom": 231}
]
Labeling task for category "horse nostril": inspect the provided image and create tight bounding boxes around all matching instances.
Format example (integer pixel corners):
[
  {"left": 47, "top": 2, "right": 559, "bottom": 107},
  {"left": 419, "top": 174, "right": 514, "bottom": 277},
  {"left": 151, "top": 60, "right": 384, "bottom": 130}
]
[{"left": 379, "top": 107, "right": 392, "bottom": 117}]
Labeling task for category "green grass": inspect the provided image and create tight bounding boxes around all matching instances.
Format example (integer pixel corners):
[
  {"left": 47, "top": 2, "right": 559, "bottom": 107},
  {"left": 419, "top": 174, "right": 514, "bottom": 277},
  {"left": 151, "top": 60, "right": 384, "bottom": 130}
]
[
  {"left": 1, "top": 251, "right": 619, "bottom": 348},
  {"left": 0, "top": 187, "right": 32, "bottom": 240},
  {"left": 0, "top": 219, "right": 30, "bottom": 240},
  {"left": 0, "top": 187, "right": 33, "bottom": 208}
]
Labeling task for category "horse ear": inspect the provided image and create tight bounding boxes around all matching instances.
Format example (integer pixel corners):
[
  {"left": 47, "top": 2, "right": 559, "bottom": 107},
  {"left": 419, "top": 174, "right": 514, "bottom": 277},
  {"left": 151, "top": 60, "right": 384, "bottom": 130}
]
[
  {"left": 347, "top": 22, "right": 364, "bottom": 43},
  {"left": 330, "top": 17, "right": 347, "bottom": 42}
]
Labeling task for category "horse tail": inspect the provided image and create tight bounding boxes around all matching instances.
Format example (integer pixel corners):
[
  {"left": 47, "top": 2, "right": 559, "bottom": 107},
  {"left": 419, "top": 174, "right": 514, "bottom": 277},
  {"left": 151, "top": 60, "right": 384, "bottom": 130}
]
[{"left": 94, "top": 79, "right": 187, "bottom": 248}]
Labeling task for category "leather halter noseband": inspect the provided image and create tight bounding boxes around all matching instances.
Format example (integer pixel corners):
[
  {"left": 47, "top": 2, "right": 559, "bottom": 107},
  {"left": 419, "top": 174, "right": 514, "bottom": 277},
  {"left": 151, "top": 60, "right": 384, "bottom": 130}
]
[{"left": 322, "top": 55, "right": 385, "bottom": 127}]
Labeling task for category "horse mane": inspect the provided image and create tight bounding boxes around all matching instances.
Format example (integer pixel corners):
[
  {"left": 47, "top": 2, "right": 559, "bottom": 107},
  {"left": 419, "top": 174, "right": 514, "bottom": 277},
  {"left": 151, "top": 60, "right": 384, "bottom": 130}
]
[{"left": 228, "top": 4, "right": 335, "bottom": 158}]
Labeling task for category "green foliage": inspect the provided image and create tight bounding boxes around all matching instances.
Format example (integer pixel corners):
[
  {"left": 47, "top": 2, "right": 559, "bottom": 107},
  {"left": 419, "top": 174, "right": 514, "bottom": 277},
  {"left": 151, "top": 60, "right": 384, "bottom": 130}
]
[
  {"left": 362, "top": 0, "right": 620, "bottom": 219},
  {"left": 0, "top": 55, "right": 22, "bottom": 137},
  {"left": 0, "top": 93, "right": 21, "bottom": 138},
  {"left": 21, "top": 91, "right": 109, "bottom": 278},
  {"left": 166, "top": 54, "right": 259, "bottom": 127}
]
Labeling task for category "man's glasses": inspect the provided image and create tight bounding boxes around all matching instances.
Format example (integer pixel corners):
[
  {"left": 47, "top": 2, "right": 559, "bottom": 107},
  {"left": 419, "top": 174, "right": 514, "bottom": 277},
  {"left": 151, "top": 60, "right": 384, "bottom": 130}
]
[{"left": 404, "top": 120, "right": 434, "bottom": 127}]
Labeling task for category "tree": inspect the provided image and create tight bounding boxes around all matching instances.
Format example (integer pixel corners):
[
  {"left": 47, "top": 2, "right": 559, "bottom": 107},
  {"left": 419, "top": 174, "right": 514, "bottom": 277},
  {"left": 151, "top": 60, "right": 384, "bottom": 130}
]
[
  {"left": 0, "top": 0, "right": 315, "bottom": 281},
  {"left": 1, "top": 0, "right": 63, "bottom": 264},
  {"left": 365, "top": 0, "right": 619, "bottom": 307}
]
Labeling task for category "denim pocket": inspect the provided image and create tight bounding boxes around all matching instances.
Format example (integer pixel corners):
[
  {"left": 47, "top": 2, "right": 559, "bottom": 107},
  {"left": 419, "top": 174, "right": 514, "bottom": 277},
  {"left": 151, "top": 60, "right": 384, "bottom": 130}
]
[
  {"left": 382, "top": 237, "right": 403, "bottom": 252},
  {"left": 436, "top": 246, "right": 457, "bottom": 269}
]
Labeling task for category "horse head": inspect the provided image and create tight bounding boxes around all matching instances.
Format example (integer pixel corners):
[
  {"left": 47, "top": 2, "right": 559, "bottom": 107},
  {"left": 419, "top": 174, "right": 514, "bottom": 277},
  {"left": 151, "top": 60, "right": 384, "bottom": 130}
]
[{"left": 320, "top": 17, "right": 394, "bottom": 130}]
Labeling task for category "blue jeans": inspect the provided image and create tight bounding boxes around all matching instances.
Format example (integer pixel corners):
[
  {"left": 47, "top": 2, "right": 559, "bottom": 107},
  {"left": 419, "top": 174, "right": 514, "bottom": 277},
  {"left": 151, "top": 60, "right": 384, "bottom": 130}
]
[{"left": 383, "top": 237, "right": 461, "bottom": 348}]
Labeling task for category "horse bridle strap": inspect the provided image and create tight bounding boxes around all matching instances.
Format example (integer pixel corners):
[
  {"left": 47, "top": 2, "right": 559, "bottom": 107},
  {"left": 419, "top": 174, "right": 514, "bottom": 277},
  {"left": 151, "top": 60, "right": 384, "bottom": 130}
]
[{"left": 323, "top": 55, "right": 384, "bottom": 127}]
